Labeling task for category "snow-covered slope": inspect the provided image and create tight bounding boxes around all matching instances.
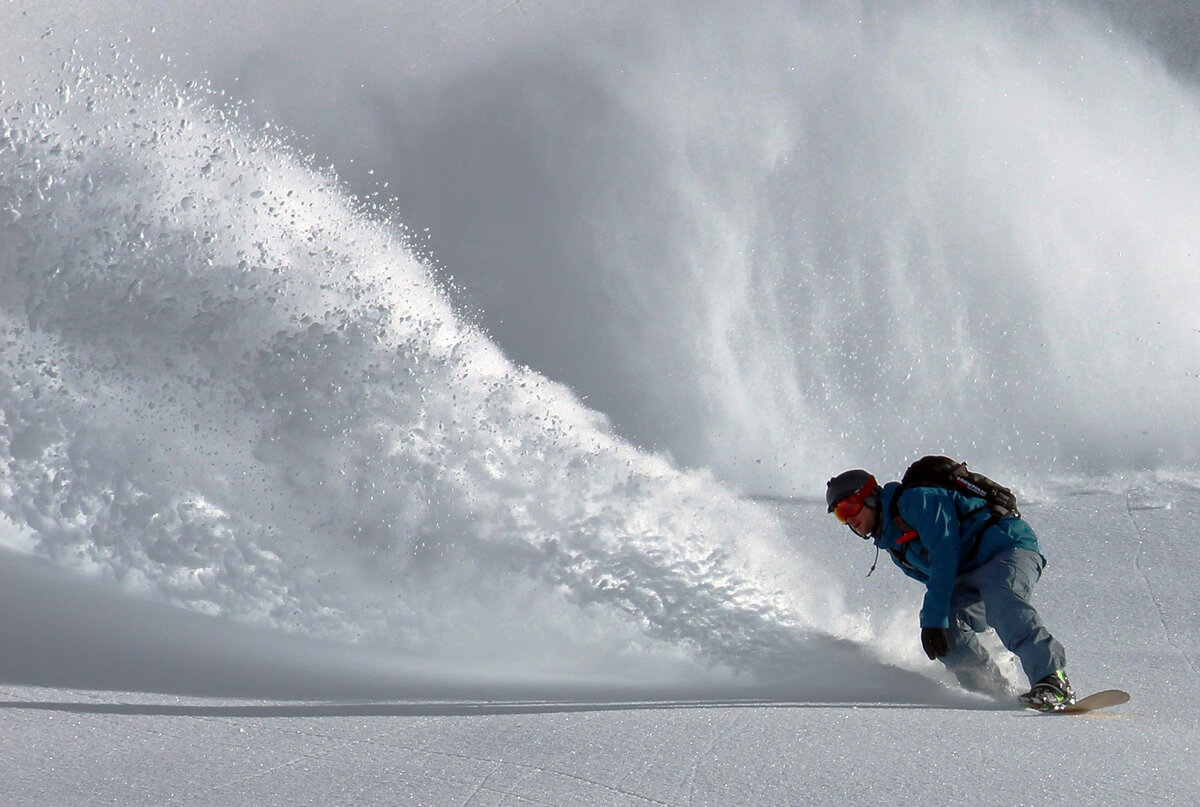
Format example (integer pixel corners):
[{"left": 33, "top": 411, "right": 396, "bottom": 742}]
[
  {"left": 2, "top": 1, "right": 1199, "bottom": 804},
  {"left": 2, "top": 481, "right": 1196, "bottom": 805}
]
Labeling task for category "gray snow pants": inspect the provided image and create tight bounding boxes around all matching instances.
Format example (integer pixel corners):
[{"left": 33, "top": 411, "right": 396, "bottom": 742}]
[{"left": 942, "top": 546, "right": 1068, "bottom": 688}]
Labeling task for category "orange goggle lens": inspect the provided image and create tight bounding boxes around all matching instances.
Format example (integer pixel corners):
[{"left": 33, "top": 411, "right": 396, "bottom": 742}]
[
  {"left": 832, "top": 494, "right": 866, "bottom": 524},
  {"left": 831, "top": 479, "right": 877, "bottom": 524}
]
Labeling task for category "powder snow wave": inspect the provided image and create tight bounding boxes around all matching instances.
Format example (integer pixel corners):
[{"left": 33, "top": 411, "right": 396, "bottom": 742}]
[{"left": 0, "top": 61, "right": 852, "bottom": 683}]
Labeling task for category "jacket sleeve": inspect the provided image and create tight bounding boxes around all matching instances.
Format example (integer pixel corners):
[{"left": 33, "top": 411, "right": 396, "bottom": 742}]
[{"left": 898, "top": 488, "right": 963, "bottom": 629}]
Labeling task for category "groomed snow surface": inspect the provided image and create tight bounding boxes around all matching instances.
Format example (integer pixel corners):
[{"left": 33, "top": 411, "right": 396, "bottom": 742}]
[{"left": 2, "top": 483, "right": 1196, "bottom": 805}]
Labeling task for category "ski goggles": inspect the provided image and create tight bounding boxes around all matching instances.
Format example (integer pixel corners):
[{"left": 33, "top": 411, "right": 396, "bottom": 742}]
[{"left": 832, "top": 483, "right": 876, "bottom": 524}]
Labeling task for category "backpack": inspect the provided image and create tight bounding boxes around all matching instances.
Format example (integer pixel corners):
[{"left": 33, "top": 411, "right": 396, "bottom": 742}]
[
  {"left": 890, "top": 455, "right": 1020, "bottom": 525},
  {"left": 868, "top": 455, "right": 1023, "bottom": 578}
]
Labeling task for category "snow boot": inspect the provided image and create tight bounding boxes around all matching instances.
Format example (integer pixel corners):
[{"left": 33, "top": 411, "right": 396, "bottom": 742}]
[{"left": 1020, "top": 670, "right": 1076, "bottom": 711}]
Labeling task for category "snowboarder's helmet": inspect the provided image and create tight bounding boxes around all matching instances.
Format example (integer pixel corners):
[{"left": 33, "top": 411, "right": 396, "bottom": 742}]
[{"left": 826, "top": 469, "right": 877, "bottom": 517}]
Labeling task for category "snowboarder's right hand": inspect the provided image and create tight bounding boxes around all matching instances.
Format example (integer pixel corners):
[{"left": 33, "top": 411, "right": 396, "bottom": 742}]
[{"left": 921, "top": 626, "right": 950, "bottom": 660}]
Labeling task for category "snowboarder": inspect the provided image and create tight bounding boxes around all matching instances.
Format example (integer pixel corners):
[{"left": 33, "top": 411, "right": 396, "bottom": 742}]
[{"left": 825, "top": 468, "right": 1074, "bottom": 709}]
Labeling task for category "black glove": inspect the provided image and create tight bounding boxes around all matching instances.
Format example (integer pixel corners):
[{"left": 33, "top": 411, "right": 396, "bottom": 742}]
[{"left": 921, "top": 627, "right": 951, "bottom": 660}]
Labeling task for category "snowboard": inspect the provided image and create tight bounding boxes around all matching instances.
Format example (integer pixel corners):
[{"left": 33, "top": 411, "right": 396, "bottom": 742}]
[{"left": 1026, "top": 688, "right": 1130, "bottom": 714}]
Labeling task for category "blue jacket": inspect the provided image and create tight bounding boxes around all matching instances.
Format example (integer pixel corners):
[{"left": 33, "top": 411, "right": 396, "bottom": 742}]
[{"left": 874, "top": 481, "right": 1043, "bottom": 629}]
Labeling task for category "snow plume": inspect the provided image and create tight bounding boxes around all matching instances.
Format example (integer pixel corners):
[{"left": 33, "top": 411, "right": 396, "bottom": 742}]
[
  {"left": 214, "top": 0, "right": 1200, "bottom": 490},
  {"left": 0, "top": 61, "right": 855, "bottom": 685}
]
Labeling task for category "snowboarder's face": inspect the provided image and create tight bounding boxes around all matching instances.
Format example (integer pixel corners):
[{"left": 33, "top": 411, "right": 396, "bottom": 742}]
[{"left": 845, "top": 502, "right": 878, "bottom": 538}]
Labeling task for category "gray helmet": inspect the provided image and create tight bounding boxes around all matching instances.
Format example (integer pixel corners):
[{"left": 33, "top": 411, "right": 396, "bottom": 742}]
[{"left": 826, "top": 469, "right": 877, "bottom": 512}]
